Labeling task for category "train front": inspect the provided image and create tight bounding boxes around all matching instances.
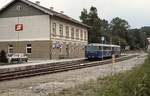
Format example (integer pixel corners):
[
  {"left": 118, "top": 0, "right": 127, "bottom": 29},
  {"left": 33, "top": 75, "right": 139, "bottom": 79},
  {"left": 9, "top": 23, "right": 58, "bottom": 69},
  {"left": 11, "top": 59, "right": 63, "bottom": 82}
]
[{"left": 85, "top": 45, "right": 100, "bottom": 59}]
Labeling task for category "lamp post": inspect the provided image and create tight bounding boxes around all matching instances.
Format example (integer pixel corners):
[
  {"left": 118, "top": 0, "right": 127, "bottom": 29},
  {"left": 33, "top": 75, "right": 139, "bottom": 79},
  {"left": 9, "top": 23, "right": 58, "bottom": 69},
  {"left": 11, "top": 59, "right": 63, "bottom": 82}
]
[{"left": 101, "top": 36, "right": 105, "bottom": 61}]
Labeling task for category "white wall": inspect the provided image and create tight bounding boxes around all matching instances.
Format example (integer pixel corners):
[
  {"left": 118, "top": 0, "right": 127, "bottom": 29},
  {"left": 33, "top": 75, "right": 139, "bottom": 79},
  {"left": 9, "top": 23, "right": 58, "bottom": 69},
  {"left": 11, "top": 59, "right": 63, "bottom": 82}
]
[{"left": 0, "top": 15, "right": 50, "bottom": 41}]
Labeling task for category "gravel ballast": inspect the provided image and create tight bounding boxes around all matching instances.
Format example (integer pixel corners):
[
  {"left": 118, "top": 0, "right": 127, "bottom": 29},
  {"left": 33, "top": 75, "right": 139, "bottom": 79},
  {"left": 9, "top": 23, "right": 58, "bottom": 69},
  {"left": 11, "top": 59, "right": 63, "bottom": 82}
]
[{"left": 0, "top": 53, "right": 147, "bottom": 96}]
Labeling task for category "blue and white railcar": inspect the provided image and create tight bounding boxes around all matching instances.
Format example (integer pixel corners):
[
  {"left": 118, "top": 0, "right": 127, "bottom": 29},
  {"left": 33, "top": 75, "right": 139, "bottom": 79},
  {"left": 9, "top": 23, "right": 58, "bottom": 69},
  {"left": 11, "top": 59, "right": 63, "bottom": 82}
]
[{"left": 85, "top": 43, "right": 120, "bottom": 59}]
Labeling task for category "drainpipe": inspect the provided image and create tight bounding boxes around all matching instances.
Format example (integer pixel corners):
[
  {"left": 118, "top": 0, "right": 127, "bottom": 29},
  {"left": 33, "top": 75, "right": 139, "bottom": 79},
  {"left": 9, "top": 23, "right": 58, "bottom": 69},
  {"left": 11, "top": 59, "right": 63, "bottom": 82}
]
[{"left": 49, "top": 15, "right": 52, "bottom": 59}]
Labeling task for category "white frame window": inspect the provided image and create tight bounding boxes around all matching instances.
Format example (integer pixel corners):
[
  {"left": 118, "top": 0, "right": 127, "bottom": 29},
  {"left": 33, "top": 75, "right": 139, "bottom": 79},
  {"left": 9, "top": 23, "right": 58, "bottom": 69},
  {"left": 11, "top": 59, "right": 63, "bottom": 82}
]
[
  {"left": 80, "top": 30, "right": 83, "bottom": 40},
  {"left": 59, "top": 24, "right": 63, "bottom": 37},
  {"left": 52, "top": 22, "right": 56, "bottom": 36},
  {"left": 26, "top": 44, "right": 32, "bottom": 54},
  {"left": 8, "top": 44, "right": 13, "bottom": 53},
  {"left": 71, "top": 27, "right": 74, "bottom": 39},
  {"left": 76, "top": 29, "right": 79, "bottom": 40},
  {"left": 84, "top": 30, "right": 87, "bottom": 41},
  {"left": 66, "top": 26, "right": 69, "bottom": 38}
]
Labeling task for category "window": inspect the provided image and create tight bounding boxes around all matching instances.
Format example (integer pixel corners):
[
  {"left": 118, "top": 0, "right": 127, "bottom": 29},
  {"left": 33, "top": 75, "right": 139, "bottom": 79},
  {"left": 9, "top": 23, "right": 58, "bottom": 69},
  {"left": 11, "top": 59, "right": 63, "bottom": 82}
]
[
  {"left": 103, "top": 46, "right": 111, "bottom": 51},
  {"left": 80, "top": 30, "right": 83, "bottom": 40},
  {"left": 8, "top": 44, "right": 13, "bottom": 53},
  {"left": 66, "top": 26, "right": 69, "bottom": 38},
  {"left": 59, "top": 24, "right": 63, "bottom": 37},
  {"left": 26, "top": 44, "right": 32, "bottom": 54},
  {"left": 71, "top": 27, "right": 74, "bottom": 39},
  {"left": 84, "top": 30, "right": 87, "bottom": 41},
  {"left": 16, "top": 5, "right": 22, "bottom": 11},
  {"left": 52, "top": 23, "right": 56, "bottom": 36},
  {"left": 76, "top": 29, "right": 79, "bottom": 40}
]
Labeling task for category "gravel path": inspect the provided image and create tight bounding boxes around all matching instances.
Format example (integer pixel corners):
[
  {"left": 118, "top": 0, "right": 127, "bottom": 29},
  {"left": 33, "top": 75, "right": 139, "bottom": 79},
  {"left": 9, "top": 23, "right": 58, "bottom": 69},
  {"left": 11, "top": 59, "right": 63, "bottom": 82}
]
[{"left": 0, "top": 53, "right": 147, "bottom": 96}]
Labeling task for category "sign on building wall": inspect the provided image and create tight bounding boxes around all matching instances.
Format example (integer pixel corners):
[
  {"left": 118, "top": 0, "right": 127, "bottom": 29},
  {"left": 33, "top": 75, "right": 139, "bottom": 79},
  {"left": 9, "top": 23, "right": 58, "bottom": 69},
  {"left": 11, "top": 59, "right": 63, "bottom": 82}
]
[
  {"left": 52, "top": 41, "right": 63, "bottom": 48},
  {"left": 15, "top": 24, "right": 23, "bottom": 31}
]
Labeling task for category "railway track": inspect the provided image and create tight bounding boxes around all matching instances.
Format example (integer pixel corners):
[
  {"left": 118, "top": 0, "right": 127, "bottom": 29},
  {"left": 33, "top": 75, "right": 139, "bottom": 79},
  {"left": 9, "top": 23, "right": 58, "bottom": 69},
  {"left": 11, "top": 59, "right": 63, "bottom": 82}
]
[{"left": 0, "top": 55, "right": 137, "bottom": 81}]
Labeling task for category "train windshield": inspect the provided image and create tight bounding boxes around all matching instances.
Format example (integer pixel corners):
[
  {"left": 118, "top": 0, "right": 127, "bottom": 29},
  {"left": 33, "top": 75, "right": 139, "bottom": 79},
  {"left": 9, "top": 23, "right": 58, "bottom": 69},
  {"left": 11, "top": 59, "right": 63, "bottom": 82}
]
[{"left": 112, "top": 47, "right": 120, "bottom": 51}]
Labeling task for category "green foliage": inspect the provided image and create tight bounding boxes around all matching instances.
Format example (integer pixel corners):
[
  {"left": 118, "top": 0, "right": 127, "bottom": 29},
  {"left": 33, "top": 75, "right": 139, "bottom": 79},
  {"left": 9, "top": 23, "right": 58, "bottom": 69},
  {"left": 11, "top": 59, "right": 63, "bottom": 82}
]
[
  {"left": 48, "top": 56, "right": 150, "bottom": 96},
  {"left": 102, "top": 56, "right": 150, "bottom": 96},
  {"left": 128, "top": 29, "right": 147, "bottom": 50},
  {"left": 80, "top": 6, "right": 109, "bottom": 43},
  {"left": 0, "top": 50, "right": 7, "bottom": 63},
  {"left": 110, "top": 17, "right": 130, "bottom": 48},
  {"left": 80, "top": 6, "right": 149, "bottom": 50},
  {"left": 141, "top": 27, "right": 150, "bottom": 37}
]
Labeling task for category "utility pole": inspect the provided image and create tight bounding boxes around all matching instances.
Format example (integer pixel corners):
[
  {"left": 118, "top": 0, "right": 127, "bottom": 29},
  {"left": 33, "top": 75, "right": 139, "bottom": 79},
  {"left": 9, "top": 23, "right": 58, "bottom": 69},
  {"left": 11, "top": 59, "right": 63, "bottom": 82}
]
[{"left": 16, "top": 5, "right": 22, "bottom": 63}]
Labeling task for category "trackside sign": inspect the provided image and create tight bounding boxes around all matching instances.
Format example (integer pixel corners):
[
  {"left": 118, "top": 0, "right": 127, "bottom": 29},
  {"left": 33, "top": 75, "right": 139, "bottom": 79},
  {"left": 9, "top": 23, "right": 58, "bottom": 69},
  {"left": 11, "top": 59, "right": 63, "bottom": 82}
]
[{"left": 15, "top": 24, "right": 23, "bottom": 31}]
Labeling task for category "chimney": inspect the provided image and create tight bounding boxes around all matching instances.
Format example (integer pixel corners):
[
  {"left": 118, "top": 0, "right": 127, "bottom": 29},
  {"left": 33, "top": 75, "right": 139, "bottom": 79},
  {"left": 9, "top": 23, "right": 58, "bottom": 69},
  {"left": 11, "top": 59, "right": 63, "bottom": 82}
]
[
  {"left": 35, "top": 1, "right": 40, "bottom": 5},
  {"left": 50, "top": 7, "right": 54, "bottom": 10},
  {"left": 60, "top": 11, "right": 64, "bottom": 14}
]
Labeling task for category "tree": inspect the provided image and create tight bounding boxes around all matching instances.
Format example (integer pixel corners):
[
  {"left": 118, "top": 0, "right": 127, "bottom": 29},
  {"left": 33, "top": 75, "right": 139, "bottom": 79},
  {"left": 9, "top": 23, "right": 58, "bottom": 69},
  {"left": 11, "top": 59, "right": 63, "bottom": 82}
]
[
  {"left": 100, "top": 19, "right": 110, "bottom": 44},
  {"left": 80, "top": 6, "right": 109, "bottom": 43},
  {"left": 128, "top": 29, "right": 140, "bottom": 50},
  {"left": 110, "top": 17, "right": 130, "bottom": 49},
  {"left": 80, "top": 8, "right": 89, "bottom": 24},
  {"left": 141, "top": 27, "right": 150, "bottom": 37},
  {"left": 80, "top": 7, "right": 148, "bottom": 50},
  {"left": 127, "top": 29, "right": 148, "bottom": 50}
]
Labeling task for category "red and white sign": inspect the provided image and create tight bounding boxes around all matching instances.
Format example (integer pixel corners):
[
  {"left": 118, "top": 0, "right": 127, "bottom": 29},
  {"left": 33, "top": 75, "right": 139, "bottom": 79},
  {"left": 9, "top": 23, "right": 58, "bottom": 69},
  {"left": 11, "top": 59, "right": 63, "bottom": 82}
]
[{"left": 15, "top": 24, "right": 23, "bottom": 31}]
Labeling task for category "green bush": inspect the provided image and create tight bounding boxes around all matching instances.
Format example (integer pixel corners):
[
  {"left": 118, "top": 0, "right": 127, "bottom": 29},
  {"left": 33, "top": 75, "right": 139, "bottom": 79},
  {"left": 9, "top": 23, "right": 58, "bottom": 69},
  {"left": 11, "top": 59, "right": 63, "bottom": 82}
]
[
  {"left": 96, "top": 56, "right": 150, "bottom": 96},
  {"left": 0, "top": 50, "right": 7, "bottom": 63}
]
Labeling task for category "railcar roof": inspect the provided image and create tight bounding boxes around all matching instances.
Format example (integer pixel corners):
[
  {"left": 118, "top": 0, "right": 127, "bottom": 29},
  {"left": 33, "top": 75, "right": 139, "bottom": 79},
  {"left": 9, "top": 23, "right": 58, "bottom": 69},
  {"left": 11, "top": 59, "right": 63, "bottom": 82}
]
[{"left": 87, "top": 43, "right": 120, "bottom": 47}]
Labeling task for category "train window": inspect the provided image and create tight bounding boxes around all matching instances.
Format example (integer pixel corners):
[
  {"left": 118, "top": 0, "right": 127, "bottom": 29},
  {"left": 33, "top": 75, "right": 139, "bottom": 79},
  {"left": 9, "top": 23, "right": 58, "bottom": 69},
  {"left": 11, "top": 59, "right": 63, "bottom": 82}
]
[
  {"left": 86, "top": 46, "right": 96, "bottom": 51},
  {"left": 112, "top": 47, "right": 115, "bottom": 51},
  {"left": 103, "top": 47, "right": 106, "bottom": 50},
  {"left": 85, "top": 46, "right": 91, "bottom": 51},
  {"left": 115, "top": 47, "right": 116, "bottom": 51},
  {"left": 95, "top": 46, "right": 99, "bottom": 51},
  {"left": 117, "top": 47, "right": 120, "bottom": 51},
  {"left": 103, "top": 46, "right": 111, "bottom": 50},
  {"left": 114, "top": 47, "right": 117, "bottom": 51},
  {"left": 99, "top": 46, "right": 102, "bottom": 50},
  {"left": 114, "top": 47, "right": 120, "bottom": 51}
]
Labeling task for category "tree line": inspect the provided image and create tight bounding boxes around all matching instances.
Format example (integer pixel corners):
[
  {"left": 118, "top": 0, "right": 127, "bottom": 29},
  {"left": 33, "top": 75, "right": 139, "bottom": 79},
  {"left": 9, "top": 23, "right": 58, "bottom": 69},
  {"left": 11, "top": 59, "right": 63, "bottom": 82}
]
[{"left": 80, "top": 6, "right": 149, "bottom": 50}]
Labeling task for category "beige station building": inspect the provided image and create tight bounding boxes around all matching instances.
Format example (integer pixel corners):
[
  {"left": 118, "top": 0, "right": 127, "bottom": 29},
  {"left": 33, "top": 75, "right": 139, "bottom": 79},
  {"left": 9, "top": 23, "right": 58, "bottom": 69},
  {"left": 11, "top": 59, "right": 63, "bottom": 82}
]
[{"left": 0, "top": 0, "right": 89, "bottom": 59}]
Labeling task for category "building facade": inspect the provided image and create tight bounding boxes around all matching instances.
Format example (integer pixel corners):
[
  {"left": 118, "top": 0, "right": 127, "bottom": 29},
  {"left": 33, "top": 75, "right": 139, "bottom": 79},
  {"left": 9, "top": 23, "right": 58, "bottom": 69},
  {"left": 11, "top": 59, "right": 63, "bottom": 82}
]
[{"left": 0, "top": 0, "right": 89, "bottom": 59}]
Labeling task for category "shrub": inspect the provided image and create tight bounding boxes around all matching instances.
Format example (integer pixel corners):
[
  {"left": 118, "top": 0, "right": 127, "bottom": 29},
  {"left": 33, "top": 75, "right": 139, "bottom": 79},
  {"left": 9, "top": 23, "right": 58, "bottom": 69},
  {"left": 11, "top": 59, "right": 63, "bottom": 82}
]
[{"left": 0, "top": 50, "right": 7, "bottom": 63}]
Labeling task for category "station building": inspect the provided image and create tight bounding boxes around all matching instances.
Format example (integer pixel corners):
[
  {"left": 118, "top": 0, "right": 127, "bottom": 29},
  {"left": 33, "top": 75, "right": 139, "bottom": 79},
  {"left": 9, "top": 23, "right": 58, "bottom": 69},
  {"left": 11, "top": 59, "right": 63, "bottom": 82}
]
[{"left": 0, "top": 0, "right": 89, "bottom": 59}]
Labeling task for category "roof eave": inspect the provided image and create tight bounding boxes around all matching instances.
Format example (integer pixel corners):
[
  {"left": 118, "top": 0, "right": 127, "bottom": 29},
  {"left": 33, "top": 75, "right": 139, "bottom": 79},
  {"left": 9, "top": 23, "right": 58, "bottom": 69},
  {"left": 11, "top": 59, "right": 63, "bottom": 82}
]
[
  {"left": 0, "top": 0, "right": 16, "bottom": 13},
  {"left": 21, "top": 0, "right": 53, "bottom": 16},
  {"left": 0, "top": 0, "right": 89, "bottom": 28}
]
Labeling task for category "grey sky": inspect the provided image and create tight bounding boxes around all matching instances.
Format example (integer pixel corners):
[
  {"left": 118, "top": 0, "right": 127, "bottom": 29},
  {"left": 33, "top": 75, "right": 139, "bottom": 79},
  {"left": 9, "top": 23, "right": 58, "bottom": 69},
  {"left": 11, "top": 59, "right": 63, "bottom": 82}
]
[{"left": 0, "top": 0, "right": 150, "bottom": 28}]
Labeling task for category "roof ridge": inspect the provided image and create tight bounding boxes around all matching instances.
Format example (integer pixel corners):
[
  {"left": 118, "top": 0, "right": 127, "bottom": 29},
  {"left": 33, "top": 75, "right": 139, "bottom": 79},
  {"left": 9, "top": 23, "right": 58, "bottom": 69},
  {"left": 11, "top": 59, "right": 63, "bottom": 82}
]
[{"left": 0, "top": 0, "right": 90, "bottom": 28}]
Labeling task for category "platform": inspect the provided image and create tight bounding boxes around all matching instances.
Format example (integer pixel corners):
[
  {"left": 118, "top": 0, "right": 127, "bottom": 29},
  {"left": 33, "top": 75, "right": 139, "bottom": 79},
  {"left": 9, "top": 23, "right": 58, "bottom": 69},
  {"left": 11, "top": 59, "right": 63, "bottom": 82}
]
[{"left": 0, "top": 58, "right": 85, "bottom": 73}]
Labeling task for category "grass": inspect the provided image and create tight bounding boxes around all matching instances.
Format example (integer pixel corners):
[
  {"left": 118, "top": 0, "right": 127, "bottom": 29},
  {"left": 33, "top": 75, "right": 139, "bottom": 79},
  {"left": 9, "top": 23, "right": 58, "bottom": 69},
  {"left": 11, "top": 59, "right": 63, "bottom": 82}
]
[{"left": 48, "top": 55, "right": 150, "bottom": 96}]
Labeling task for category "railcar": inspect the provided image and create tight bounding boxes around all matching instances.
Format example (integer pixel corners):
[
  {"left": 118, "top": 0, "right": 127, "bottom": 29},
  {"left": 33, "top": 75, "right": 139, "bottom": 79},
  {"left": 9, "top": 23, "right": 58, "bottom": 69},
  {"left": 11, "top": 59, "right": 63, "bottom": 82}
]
[{"left": 85, "top": 43, "right": 121, "bottom": 59}]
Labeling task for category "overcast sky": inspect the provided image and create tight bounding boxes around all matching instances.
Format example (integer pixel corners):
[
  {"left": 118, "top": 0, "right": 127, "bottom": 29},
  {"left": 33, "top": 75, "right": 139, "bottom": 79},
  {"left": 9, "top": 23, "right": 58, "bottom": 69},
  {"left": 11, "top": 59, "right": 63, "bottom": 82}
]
[{"left": 0, "top": 0, "right": 150, "bottom": 28}]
